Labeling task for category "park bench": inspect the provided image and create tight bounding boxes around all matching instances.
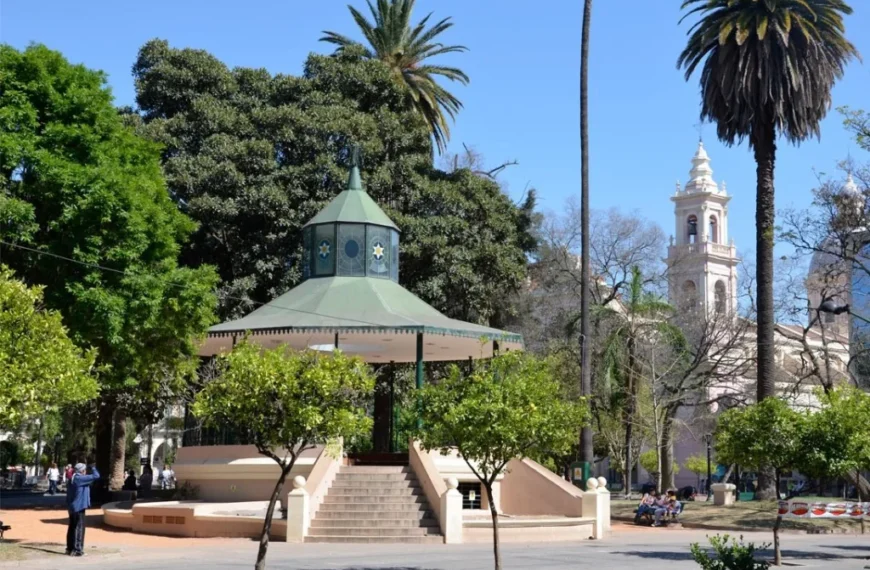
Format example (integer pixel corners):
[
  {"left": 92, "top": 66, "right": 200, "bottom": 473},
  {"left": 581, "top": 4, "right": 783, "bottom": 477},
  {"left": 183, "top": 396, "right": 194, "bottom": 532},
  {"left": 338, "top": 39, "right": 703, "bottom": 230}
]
[{"left": 633, "top": 503, "right": 683, "bottom": 526}]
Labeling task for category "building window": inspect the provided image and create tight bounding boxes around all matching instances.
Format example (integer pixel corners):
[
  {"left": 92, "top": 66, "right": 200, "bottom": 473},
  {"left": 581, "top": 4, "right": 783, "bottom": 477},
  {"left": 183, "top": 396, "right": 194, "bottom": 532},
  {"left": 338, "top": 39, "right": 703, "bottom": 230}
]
[
  {"left": 682, "top": 280, "right": 697, "bottom": 308},
  {"left": 715, "top": 280, "right": 727, "bottom": 314},
  {"left": 458, "top": 482, "right": 482, "bottom": 509},
  {"left": 709, "top": 215, "right": 719, "bottom": 244},
  {"left": 825, "top": 312, "right": 836, "bottom": 324}
]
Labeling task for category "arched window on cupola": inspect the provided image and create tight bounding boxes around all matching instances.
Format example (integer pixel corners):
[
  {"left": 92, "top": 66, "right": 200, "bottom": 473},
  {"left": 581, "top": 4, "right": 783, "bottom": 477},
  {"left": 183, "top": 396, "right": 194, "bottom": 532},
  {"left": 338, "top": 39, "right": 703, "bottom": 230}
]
[
  {"left": 714, "top": 280, "right": 727, "bottom": 314},
  {"left": 709, "top": 215, "right": 719, "bottom": 244},
  {"left": 687, "top": 215, "right": 698, "bottom": 244},
  {"left": 682, "top": 280, "right": 697, "bottom": 308}
]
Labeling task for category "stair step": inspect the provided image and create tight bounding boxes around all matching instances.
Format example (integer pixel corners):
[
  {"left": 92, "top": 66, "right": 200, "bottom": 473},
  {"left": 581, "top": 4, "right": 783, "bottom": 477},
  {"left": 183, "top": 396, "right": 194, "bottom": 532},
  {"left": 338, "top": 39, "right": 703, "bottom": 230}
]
[
  {"left": 308, "top": 526, "right": 440, "bottom": 537},
  {"left": 319, "top": 502, "right": 428, "bottom": 512},
  {"left": 314, "top": 509, "right": 432, "bottom": 520},
  {"left": 331, "top": 480, "right": 420, "bottom": 489},
  {"left": 342, "top": 466, "right": 408, "bottom": 474},
  {"left": 324, "top": 488, "right": 424, "bottom": 497},
  {"left": 321, "top": 496, "right": 427, "bottom": 506},
  {"left": 312, "top": 517, "right": 439, "bottom": 528},
  {"left": 305, "top": 535, "right": 442, "bottom": 544},
  {"left": 334, "top": 474, "right": 417, "bottom": 482}
]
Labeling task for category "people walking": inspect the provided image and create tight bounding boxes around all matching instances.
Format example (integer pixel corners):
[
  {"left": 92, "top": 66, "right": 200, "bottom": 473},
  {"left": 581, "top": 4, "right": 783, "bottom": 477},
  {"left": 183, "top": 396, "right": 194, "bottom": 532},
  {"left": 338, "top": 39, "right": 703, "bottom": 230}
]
[
  {"left": 47, "top": 463, "right": 60, "bottom": 495},
  {"left": 161, "top": 464, "right": 174, "bottom": 490},
  {"left": 65, "top": 463, "right": 100, "bottom": 557},
  {"left": 138, "top": 465, "right": 153, "bottom": 498}
]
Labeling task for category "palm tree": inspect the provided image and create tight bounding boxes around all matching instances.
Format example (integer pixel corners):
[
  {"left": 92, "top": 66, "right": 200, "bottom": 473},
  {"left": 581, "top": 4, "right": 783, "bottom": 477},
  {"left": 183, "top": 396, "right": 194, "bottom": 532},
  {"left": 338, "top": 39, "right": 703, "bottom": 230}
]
[
  {"left": 579, "top": 0, "right": 595, "bottom": 466},
  {"left": 321, "top": 0, "right": 469, "bottom": 154},
  {"left": 678, "top": 0, "right": 857, "bottom": 500}
]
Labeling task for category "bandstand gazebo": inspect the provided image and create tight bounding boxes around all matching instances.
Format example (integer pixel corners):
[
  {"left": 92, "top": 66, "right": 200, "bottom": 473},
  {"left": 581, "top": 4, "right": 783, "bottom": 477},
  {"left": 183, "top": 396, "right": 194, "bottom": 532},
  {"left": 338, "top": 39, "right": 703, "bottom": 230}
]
[{"left": 198, "top": 153, "right": 523, "bottom": 450}]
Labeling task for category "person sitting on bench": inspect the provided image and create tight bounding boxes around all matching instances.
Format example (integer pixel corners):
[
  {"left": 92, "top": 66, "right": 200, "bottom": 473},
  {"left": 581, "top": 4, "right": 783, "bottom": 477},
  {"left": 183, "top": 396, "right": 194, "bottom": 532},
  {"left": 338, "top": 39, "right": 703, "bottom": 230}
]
[
  {"left": 654, "top": 490, "right": 682, "bottom": 526},
  {"left": 636, "top": 491, "right": 658, "bottom": 518}
]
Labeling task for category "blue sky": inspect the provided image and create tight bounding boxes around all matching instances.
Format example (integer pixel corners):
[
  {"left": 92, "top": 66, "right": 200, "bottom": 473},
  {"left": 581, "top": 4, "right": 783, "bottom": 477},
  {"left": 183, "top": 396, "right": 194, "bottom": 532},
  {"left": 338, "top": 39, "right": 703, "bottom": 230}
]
[{"left": 2, "top": 0, "right": 868, "bottom": 257}]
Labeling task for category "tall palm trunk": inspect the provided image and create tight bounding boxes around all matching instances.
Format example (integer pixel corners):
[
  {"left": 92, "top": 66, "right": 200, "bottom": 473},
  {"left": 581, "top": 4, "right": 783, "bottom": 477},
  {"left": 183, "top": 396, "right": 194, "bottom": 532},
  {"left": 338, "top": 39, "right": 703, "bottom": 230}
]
[
  {"left": 623, "top": 334, "right": 637, "bottom": 498},
  {"left": 752, "top": 121, "right": 778, "bottom": 501},
  {"left": 578, "top": 0, "right": 594, "bottom": 465},
  {"left": 660, "top": 408, "right": 678, "bottom": 491}
]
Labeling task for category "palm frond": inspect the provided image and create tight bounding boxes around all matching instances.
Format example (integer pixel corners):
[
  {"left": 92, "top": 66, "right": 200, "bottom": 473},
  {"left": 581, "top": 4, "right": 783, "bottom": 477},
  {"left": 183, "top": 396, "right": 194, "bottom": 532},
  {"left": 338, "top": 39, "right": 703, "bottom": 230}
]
[{"left": 320, "top": 0, "right": 469, "bottom": 154}]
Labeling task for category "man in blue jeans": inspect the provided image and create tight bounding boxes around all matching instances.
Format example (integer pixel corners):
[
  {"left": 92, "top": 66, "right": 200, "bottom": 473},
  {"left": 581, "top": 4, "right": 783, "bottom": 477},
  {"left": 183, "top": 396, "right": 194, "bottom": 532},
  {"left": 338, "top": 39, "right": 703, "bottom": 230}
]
[{"left": 66, "top": 463, "right": 100, "bottom": 556}]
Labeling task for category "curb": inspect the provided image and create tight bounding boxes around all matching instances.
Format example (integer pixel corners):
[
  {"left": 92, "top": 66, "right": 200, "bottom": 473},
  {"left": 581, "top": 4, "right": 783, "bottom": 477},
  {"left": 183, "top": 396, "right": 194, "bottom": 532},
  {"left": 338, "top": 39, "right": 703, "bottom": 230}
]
[{"left": 612, "top": 515, "right": 865, "bottom": 535}]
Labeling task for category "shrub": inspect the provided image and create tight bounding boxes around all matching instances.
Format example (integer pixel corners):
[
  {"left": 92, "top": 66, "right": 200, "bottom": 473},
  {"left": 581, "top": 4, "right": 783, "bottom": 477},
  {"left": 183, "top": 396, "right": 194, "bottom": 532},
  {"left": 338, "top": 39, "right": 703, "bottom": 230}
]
[{"left": 690, "top": 534, "right": 769, "bottom": 570}]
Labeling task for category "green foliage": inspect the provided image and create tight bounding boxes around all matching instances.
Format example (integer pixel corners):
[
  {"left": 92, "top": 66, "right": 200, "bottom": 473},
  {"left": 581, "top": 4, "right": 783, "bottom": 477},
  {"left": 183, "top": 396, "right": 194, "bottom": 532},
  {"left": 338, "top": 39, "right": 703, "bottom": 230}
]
[
  {"left": 715, "top": 399, "right": 805, "bottom": 472},
  {"left": 640, "top": 449, "right": 659, "bottom": 475},
  {"left": 0, "top": 45, "right": 219, "bottom": 415},
  {"left": 686, "top": 454, "right": 708, "bottom": 476},
  {"left": 193, "top": 341, "right": 375, "bottom": 458},
  {"left": 840, "top": 107, "right": 870, "bottom": 152},
  {"left": 690, "top": 534, "right": 770, "bottom": 570},
  {"left": 132, "top": 40, "right": 534, "bottom": 325},
  {"left": 800, "top": 386, "right": 870, "bottom": 479},
  {"left": 321, "top": 0, "right": 469, "bottom": 153},
  {"left": 0, "top": 268, "right": 98, "bottom": 428},
  {"left": 417, "top": 352, "right": 588, "bottom": 485}
]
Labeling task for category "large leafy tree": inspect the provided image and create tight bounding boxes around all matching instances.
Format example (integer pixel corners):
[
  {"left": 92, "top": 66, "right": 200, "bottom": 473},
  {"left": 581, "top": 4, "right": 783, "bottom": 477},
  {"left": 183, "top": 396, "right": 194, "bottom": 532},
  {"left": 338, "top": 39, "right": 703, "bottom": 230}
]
[
  {"left": 321, "top": 0, "right": 469, "bottom": 153},
  {"left": 418, "top": 352, "right": 587, "bottom": 570},
  {"left": 678, "top": 0, "right": 858, "bottom": 499},
  {"left": 0, "top": 268, "right": 98, "bottom": 429},
  {"left": 0, "top": 44, "right": 218, "bottom": 489},
  {"left": 133, "top": 40, "right": 533, "bottom": 326},
  {"left": 193, "top": 342, "right": 373, "bottom": 570}
]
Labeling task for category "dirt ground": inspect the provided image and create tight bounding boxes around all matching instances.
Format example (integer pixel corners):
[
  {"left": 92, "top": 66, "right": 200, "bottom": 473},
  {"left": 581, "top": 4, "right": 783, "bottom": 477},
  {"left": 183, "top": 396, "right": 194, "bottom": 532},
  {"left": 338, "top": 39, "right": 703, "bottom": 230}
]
[{"left": 0, "top": 507, "right": 249, "bottom": 549}]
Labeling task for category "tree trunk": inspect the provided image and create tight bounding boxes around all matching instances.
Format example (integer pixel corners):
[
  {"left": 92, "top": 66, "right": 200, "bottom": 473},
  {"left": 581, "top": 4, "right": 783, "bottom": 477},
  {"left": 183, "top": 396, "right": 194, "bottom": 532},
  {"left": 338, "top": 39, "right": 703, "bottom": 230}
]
[
  {"left": 773, "top": 515, "right": 782, "bottom": 566},
  {"left": 752, "top": 121, "right": 778, "bottom": 501},
  {"left": 109, "top": 410, "right": 127, "bottom": 491},
  {"left": 660, "top": 411, "right": 677, "bottom": 491},
  {"left": 256, "top": 458, "right": 294, "bottom": 570},
  {"left": 578, "top": 0, "right": 595, "bottom": 465},
  {"left": 94, "top": 401, "right": 113, "bottom": 492},
  {"left": 485, "top": 481, "right": 501, "bottom": 570},
  {"left": 623, "top": 335, "right": 637, "bottom": 498}
]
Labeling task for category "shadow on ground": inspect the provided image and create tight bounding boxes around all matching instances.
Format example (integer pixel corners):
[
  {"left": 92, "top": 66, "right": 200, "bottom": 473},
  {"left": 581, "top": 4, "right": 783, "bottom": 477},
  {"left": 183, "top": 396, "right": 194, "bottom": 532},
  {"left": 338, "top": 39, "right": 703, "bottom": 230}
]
[{"left": 620, "top": 548, "right": 870, "bottom": 562}]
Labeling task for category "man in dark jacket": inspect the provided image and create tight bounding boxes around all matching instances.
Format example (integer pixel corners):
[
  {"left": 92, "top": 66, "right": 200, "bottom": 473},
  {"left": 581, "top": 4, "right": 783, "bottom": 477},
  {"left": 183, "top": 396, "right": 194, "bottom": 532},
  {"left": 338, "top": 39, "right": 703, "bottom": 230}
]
[{"left": 65, "top": 463, "right": 100, "bottom": 556}]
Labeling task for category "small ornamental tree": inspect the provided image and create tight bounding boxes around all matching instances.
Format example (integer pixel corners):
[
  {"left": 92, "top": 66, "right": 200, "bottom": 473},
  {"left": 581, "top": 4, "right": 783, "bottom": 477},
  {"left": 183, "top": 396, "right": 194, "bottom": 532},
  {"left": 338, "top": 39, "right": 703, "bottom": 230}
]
[
  {"left": 715, "top": 398, "right": 806, "bottom": 566},
  {"left": 801, "top": 387, "right": 870, "bottom": 483},
  {"left": 685, "top": 454, "right": 708, "bottom": 489},
  {"left": 193, "top": 341, "right": 374, "bottom": 570},
  {"left": 0, "top": 268, "right": 98, "bottom": 429},
  {"left": 417, "top": 352, "right": 588, "bottom": 570}
]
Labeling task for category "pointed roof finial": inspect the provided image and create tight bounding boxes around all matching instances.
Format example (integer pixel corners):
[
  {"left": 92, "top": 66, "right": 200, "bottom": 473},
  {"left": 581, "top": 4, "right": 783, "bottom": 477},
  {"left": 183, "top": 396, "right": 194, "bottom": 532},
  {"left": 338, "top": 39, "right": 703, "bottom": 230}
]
[
  {"left": 346, "top": 144, "right": 364, "bottom": 191},
  {"left": 685, "top": 140, "right": 715, "bottom": 193}
]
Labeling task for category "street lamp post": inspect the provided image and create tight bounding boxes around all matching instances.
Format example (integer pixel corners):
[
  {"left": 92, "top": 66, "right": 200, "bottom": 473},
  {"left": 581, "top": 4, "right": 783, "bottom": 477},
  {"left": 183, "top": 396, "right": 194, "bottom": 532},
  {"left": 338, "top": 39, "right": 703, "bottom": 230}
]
[{"left": 705, "top": 434, "right": 713, "bottom": 502}]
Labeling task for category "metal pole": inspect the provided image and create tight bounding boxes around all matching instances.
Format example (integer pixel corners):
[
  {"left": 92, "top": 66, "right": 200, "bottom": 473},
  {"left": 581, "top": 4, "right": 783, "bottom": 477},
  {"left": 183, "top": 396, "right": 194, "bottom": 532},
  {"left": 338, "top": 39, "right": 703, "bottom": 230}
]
[
  {"left": 389, "top": 361, "right": 395, "bottom": 453},
  {"left": 706, "top": 435, "right": 713, "bottom": 502},
  {"left": 416, "top": 333, "right": 424, "bottom": 429},
  {"left": 335, "top": 332, "right": 339, "bottom": 350}
]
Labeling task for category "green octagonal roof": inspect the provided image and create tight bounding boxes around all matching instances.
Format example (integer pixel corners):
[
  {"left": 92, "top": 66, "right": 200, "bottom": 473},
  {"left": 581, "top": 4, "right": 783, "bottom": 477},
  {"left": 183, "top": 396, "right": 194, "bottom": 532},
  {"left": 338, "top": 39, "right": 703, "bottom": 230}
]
[{"left": 304, "top": 165, "right": 399, "bottom": 231}]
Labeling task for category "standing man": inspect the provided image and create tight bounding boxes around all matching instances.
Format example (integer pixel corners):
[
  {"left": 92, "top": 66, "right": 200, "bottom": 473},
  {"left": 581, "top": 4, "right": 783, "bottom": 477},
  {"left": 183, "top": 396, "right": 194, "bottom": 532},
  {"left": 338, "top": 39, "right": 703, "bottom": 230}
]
[
  {"left": 161, "top": 464, "right": 174, "bottom": 490},
  {"left": 46, "top": 463, "right": 60, "bottom": 496},
  {"left": 65, "top": 463, "right": 100, "bottom": 556}
]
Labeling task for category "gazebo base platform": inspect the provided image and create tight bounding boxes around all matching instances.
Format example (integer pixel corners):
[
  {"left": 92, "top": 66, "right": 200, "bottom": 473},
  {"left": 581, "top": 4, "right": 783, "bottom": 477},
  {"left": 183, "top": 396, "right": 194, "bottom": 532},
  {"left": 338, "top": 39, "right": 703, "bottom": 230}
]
[{"left": 346, "top": 452, "right": 409, "bottom": 466}]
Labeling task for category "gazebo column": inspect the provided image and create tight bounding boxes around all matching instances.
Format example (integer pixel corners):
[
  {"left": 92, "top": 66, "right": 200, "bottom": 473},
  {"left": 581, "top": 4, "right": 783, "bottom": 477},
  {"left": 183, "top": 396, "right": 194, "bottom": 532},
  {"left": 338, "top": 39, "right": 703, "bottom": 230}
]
[{"left": 416, "top": 332, "right": 424, "bottom": 428}]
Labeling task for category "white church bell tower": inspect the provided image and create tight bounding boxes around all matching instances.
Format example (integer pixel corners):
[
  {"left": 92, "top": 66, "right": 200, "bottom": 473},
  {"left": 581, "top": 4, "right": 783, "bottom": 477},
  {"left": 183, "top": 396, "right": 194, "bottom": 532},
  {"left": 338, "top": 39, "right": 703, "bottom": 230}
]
[{"left": 666, "top": 142, "right": 739, "bottom": 315}]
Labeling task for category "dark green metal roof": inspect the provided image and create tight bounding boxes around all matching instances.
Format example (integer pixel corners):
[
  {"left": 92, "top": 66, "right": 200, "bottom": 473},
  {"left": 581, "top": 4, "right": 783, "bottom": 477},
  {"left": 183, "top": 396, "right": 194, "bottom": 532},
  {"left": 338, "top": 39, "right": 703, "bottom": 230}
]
[
  {"left": 209, "top": 276, "right": 521, "bottom": 344},
  {"left": 304, "top": 166, "right": 399, "bottom": 231}
]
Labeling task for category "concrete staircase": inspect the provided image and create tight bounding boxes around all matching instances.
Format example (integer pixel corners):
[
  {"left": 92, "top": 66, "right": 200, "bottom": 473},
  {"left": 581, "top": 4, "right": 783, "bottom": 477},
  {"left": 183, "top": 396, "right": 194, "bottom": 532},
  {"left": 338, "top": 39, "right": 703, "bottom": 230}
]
[{"left": 307, "top": 465, "right": 442, "bottom": 544}]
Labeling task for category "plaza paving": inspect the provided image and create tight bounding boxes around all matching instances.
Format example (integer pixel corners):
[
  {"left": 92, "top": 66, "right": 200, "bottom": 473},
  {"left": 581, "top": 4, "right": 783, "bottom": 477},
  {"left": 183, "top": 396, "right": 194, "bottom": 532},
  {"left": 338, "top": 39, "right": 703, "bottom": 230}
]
[{"left": 1, "top": 502, "right": 870, "bottom": 570}]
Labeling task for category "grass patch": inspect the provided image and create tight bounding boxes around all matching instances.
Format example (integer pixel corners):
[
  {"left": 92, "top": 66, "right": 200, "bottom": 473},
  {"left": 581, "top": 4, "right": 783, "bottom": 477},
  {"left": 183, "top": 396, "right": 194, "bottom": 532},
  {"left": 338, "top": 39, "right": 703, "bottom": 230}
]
[{"left": 612, "top": 499, "right": 865, "bottom": 533}]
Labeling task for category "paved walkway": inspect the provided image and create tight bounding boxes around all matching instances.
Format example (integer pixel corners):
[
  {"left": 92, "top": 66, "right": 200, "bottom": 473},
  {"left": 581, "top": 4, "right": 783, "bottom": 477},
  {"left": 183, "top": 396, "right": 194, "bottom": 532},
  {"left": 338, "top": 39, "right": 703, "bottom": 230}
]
[{"left": 1, "top": 505, "right": 870, "bottom": 569}]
